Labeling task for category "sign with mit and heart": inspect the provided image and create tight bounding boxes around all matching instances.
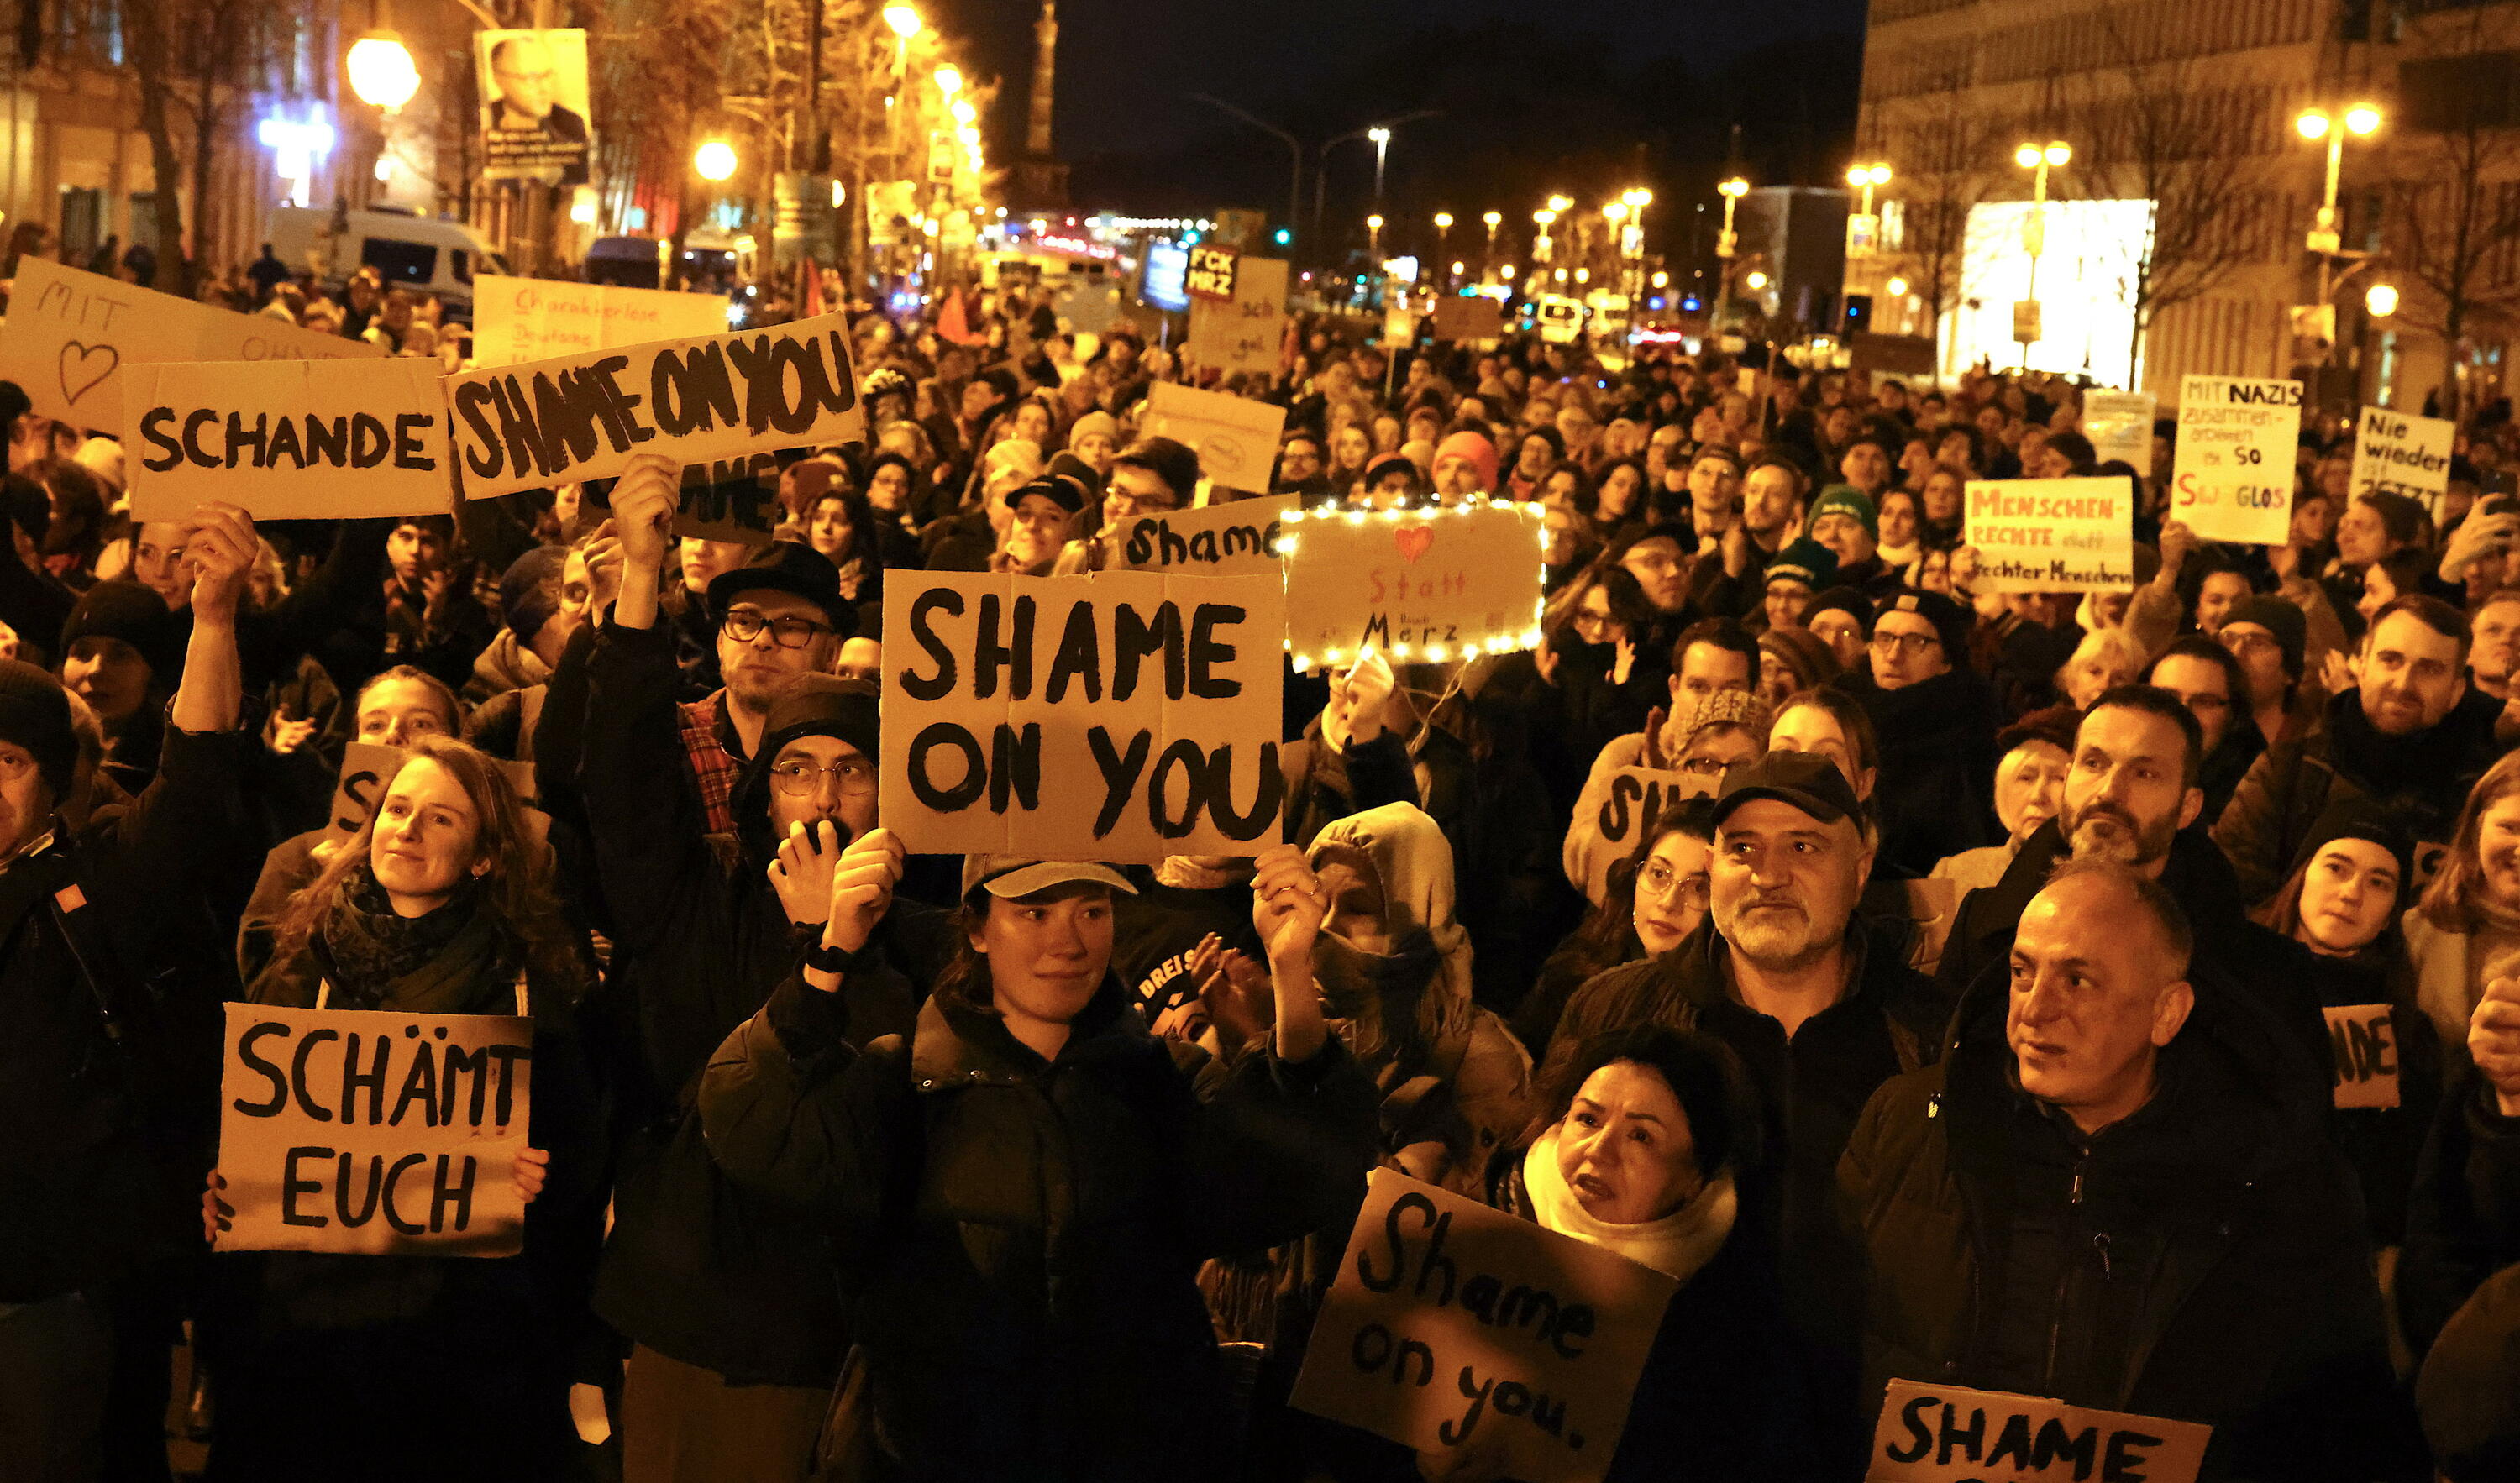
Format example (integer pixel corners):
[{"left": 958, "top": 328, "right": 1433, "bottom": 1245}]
[{"left": 1279, "top": 502, "right": 1546, "bottom": 668}]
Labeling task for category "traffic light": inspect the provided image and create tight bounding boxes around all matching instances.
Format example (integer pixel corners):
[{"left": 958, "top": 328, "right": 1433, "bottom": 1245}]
[{"left": 1273, "top": 227, "right": 1292, "bottom": 247}]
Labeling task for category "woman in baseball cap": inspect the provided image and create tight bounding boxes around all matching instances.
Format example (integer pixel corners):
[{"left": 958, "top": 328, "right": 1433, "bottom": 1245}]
[{"left": 698, "top": 836, "right": 1377, "bottom": 1480}]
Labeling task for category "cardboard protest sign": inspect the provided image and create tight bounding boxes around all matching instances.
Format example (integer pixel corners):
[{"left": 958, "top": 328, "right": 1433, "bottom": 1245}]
[
  {"left": 1098, "top": 496, "right": 1295, "bottom": 577},
  {"left": 1289, "top": 1170, "right": 1677, "bottom": 1483},
  {"left": 215, "top": 1003, "right": 532, "bottom": 1256},
  {"left": 1867, "top": 1379, "right": 2210, "bottom": 1483},
  {"left": 580, "top": 449, "right": 790, "bottom": 544},
  {"left": 0, "top": 258, "right": 380, "bottom": 431},
  {"left": 325, "top": 743, "right": 540, "bottom": 845},
  {"left": 1433, "top": 296, "right": 1506, "bottom": 343},
  {"left": 1964, "top": 478, "right": 2135, "bottom": 593},
  {"left": 2350, "top": 405, "right": 2456, "bottom": 517},
  {"left": 1185, "top": 246, "right": 1238, "bottom": 302},
  {"left": 444, "top": 312, "right": 863, "bottom": 498},
  {"left": 1187, "top": 255, "right": 1288, "bottom": 376},
  {"left": 1142, "top": 381, "right": 1287, "bottom": 494},
  {"left": 2082, "top": 390, "right": 2156, "bottom": 475},
  {"left": 1572, "top": 767, "right": 1711, "bottom": 904},
  {"left": 2171, "top": 375, "right": 2302, "bottom": 544},
  {"left": 2325, "top": 1004, "right": 2402, "bottom": 1110},
  {"left": 126, "top": 359, "right": 451, "bottom": 523},
  {"left": 470, "top": 275, "right": 727, "bottom": 366},
  {"left": 879, "top": 570, "right": 1284, "bottom": 862},
  {"left": 1280, "top": 502, "right": 1546, "bottom": 668}
]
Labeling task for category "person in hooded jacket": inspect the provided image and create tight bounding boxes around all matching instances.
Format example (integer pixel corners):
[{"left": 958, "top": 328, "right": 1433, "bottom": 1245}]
[
  {"left": 575, "top": 457, "right": 954, "bottom": 1481},
  {"left": 1832, "top": 589, "right": 2001, "bottom": 878},
  {"left": 698, "top": 835, "right": 1378, "bottom": 1483},
  {"left": 1840, "top": 862, "right": 2423, "bottom": 1483},
  {"left": 1279, "top": 647, "right": 1425, "bottom": 849},
  {"left": 207, "top": 732, "right": 603, "bottom": 1483}
]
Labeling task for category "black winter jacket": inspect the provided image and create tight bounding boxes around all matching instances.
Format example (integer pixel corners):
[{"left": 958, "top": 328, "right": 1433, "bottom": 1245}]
[
  {"left": 700, "top": 974, "right": 1378, "bottom": 1482},
  {"left": 1833, "top": 666, "right": 2003, "bottom": 878}
]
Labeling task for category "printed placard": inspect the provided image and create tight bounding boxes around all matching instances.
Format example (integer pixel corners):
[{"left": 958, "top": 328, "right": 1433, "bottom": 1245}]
[
  {"left": 470, "top": 275, "right": 727, "bottom": 365},
  {"left": 1142, "top": 380, "right": 1287, "bottom": 495},
  {"left": 2325, "top": 1004, "right": 2402, "bottom": 1110},
  {"left": 879, "top": 570, "right": 1284, "bottom": 862},
  {"left": 0, "top": 258, "right": 381, "bottom": 431},
  {"left": 2082, "top": 390, "right": 2156, "bottom": 476},
  {"left": 214, "top": 1003, "right": 532, "bottom": 1256},
  {"left": 444, "top": 312, "right": 863, "bottom": 498},
  {"left": 2349, "top": 406, "right": 2455, "bottom": 518},
  {"left": 477, "top": 28, "right": 592, "bottom": 185},
  {"left": 1280, "top": 503, "right": 1546, "bottom": 667},
  {"left": 1571, "top": 767, "right": 1710, "bottom": 904},
  {"left": 1099, "top": 496, "right": 1296, "bottom": 578},
  {"left": 1187, "top": 255, "right": 1288, "bottom": 376},
  {"left": 1868, "top": 1379, "right": 2210, "bottom": 1483},
  {"left": 2171, "top": 375, "right": 2302, "bottom": 544},
  {"left": 1185, "top": 246, "right": 1239, "bottom": 302},
  {"left": 1964, "top": 478, "right": 2135, "bottom": 592},
  {"left": 127, "top": 359, "right": 451, "bottom": 523},
  {"left": 1289, "top": 1169, "right": 1677, "bottom": 1483}
]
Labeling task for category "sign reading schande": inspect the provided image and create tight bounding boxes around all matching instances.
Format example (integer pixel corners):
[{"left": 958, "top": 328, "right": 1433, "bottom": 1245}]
[
  {"left": 214, "top": 1003, "right": 532, "bottom": 1257},
  {"left": 879, "top": 570, "right": 1284, "bottom": 862},
  {"left": 1964, "top": 478, "right": 2134, "bottom": 592},
  {"left": 444, "top": 312, "right": 862, "bottom": 498},
  {"left": 2171, "top": 375, "right": 2302, "bottom": 545},
  {"left": 127, "top": 358, "right": 452, "bottom": 523}
]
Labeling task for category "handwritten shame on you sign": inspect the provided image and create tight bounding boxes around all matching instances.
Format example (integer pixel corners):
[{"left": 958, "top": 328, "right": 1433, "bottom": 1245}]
[
  {"left": 1868, "top": 1378, "right": 2209, "bottom": 1483},
  {"left": 1963, "top": 478, "right": 2134, "bottom": 593},
  {"left": 445, "top": 312, "right": 864, "bottom": 498},
  {"left": 0, "top": 257, "right": 380, "bottom": 430},
  {"left": 126, "top": 358, "right": 453, "bottom": 523},
  {"left": 2172, "top": 375, "right": 2302, "bottom": 545},
  {"left": 215, "top": 1003, "right": 532, "bottom": 1257},
  {"left": 1100, "top": 495, "right": 1296, "bottom": 577},
  {"left": 1281, "top": 502, "right": 1546, "bottom": 668},
  {"left": 1290, "top": 1170, "right": 1677, "bottom": 1483},
  {"left": 879, "top": 569, "right": 1284, "bottom": 861}
]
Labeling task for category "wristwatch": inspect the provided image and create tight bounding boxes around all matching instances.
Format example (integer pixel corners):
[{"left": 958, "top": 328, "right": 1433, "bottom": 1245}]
[{"left": 803, "top": 940, "right": 859, "bottom": 976}]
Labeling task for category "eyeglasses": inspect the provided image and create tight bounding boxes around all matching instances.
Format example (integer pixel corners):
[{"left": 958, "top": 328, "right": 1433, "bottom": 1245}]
[
  {"left": 1871, "top": 630, "right": 1941, "bottom": 656},
  {"left": 2220, "top": 631, "right": 2279, "bottom": 655},
  {"left": 724, "top": 610, "right": 832, "bottom": 649},
  {"left": 769, "top": 757, "right": 877, "bottom": 796},
  {"left": 1637, "top": 858, "right": 1710, "bottom": 909},
  {"left": 1571, "top": 608, "right": 1614, "bottom": 636},
  {"left": 1677, "top": 754, "right": 1737, "bottom": 778}
]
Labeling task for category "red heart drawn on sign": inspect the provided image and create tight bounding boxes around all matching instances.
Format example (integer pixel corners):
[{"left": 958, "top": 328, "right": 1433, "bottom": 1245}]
[{"left": 1394, "top": 524, "right": 1434, "bottom": 563}]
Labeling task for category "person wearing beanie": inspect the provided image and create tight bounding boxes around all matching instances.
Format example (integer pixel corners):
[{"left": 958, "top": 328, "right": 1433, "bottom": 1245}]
[
  {"left": 1360, "top": 450, "right": 1425, "bottom": 509},
  {"left": 465, "top": 547, "right": 571, "bottom": 705},
  {"left": 1808, "top": 485, "right": 1899, "bottom": 600},
  {"left": 2219, "top": 594, "right": 2318, "bottom": 749},
  {"left": 1432, "top": 429, "right": 1500, "bottom": 502},
  {"left": 581, "top": 467, "right": 960, "bottom": 1467},
  {"left": 1761, "top": 537, "right": 1840, "bottom": 632},
  {"left": 1799, "top": 585, "right": 1872, "bottom": 673},
  {"left": 1833, "top": 588, "right": 2003, "bottom": 876},
  {"left": 1067, "top": 409, "right": 1121, "bottom": 477},
  {"left": 1756, "top": 625, "right": 1840, "bottom": 710},
  {"left": 2, "top": 502, "right": 254, "bottom": 1481},
  {"left": 60, "top": 579, "right": 186, "bottom": 793}
]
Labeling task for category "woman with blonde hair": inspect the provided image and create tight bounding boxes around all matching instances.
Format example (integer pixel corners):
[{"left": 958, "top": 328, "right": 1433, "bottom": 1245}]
[
  {"left": 2408, "top": 750, "right": 2520, "bottom": 1051},
  {"left": 2055, "top": 624, "right": 2149, "bottom": 710}
]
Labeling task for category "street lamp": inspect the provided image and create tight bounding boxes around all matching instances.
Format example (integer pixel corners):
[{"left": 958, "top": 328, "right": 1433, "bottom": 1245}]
[
  {"left": 1745, "top": 270, "right": 1769, "bottom": 291},
  {"left": 2013, "top": 140, "right": 2070, "bottom": 363},
  {"left": 1713, "top": 176, "right": 1751, "bottom": 332},
  {"left": 694, "top": 139, "right": 738, "bottom": 182},
  {"left": 1885, "top": 275, "right": 1909, "bottom": 297},
  {"left": 1366, "top": 212, "right": 1383, "bottom": 263},
  {"left": 2366, "top": 281, "right": 2399, "bottom": 318},
  {"left": 1368, "top": 126, "right": 1391, "bottom": 205},
  {"left": 1481, "top": 209, "right": 1502, "bottom": 283},
  {"left": 884, "top": 4, "right": 921, "bottom": 37},
  {"left": 347, "top": 33, "right": 420, "bottom": 109},
  {"left": 2297, "top": 105, "right": 2381, "bottom": 356},
  {"left": 933, "top": 65, "right": 962, "bottom": 96},
  {"left": 1431, "top": 212, "right": 1452, "bottom": 289}
]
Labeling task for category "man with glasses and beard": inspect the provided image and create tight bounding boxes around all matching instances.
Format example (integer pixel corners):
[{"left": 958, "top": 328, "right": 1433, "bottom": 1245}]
[
  {"left": 1941, "top": 684, "right": 2328, "bottom": 1102},
  {"left": 577, "top": 454, "right": 953, "bottom": 1479}
]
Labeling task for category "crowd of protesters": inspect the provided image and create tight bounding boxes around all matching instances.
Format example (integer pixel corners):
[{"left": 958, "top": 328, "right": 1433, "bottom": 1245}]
[{"left": 10, "top": 248, "right": 2520, "bottom": 1483}]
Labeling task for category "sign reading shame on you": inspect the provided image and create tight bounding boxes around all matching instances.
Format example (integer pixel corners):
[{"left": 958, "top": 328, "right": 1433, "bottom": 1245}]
[
  {"left": 1867, "top": 1378, "right": 2209, "bottom": 1483},
  {"left": 445, "top": 312, "right": 863, "bottom": 498},
  {"left": 879, "top": 570, "right": 1284, "bottom": 862},
  {"left": 215, "top": 1003, "right": 532, "bottom": 1257},
  {"left": 1101, "top": 495, "right": 1295, "bottom": 577},
  {"left": 1290, "top": 1170, "right": 1677, "bottom": 1483},
  {"left": 126, "top": 358, "right": 453, "bottom": 523},
  {"left": 1964, "top": 478, "right": 2134, "bottom": 593},
  {"left": 1281, "top": 503, "right": 1546, "bottom": 668}
]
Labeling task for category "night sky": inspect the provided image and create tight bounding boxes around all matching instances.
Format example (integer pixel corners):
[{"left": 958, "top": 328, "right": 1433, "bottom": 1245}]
[{"left": 937, "top": 0, "right": 1870, "bottom": 248}]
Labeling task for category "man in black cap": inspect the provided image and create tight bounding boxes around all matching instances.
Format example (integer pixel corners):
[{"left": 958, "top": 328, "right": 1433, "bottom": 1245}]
[
  {"left": 582, "top": 452, "right": 953, "bottom": 1470},
  {"left": 0, "top": 502, "right": 255, "bottom": 1480},
  {"left": 612, "top": 452, "right": 854, "bottom": 837},
  {"left": 1835, "top": 588, "right": 2002, "bottom": 877},
  {"left": 1547, "top": 750, "right": 1949, "bottom": 1469}
]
